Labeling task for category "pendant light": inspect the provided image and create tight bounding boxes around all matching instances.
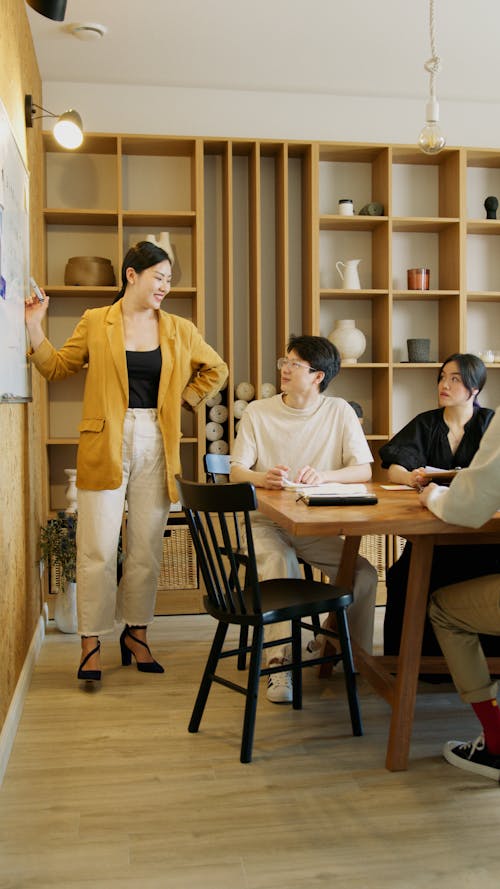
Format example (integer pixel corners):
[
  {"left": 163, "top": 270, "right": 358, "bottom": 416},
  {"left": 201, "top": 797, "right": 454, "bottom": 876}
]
[{"left": 418, "top": 0, "right": 446, "bottom": 155}]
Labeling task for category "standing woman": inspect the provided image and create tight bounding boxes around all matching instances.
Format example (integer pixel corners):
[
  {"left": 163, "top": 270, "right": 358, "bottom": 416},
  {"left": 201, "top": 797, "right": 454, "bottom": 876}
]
[
  {"left": 25, "top": 241, "right": 228, "bottom": 683},
  {"left": 379, "top": 353, "right": 500, "bottom": 657}
]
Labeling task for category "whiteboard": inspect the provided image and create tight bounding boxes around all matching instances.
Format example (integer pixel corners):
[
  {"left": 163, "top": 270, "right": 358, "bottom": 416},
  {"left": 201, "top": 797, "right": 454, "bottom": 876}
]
[{"left": 0, "top": 98, "right": 31, "bottom": 403}]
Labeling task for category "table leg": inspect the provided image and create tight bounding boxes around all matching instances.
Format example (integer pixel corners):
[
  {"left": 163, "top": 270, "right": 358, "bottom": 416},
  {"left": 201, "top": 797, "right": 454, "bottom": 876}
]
[{"left": 385, "top": 535, "right": 434, "bottom": 771}]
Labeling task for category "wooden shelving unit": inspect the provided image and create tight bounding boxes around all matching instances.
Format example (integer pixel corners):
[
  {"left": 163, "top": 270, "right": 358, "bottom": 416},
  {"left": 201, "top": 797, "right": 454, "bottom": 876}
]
[{"left": 41, "top": 133, "right": 500, "bottom": 610}]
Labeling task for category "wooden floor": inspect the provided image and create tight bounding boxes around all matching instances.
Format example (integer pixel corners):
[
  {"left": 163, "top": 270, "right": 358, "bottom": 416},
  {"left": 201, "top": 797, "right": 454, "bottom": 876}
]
[{"left": 1, "top": 610, "right": 499, "bottom": 889}]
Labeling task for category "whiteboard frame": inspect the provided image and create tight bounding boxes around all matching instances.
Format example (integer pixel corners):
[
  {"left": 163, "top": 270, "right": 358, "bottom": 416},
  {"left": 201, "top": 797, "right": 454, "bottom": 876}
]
[{"left": 0, "top": 97, "right": 32, "bottom": 403}]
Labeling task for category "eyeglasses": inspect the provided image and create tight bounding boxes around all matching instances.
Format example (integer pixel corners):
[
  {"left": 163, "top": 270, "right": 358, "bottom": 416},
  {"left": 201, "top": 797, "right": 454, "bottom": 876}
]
[{"left": 277, "top": 357, "right": 317, "bottom": 373}]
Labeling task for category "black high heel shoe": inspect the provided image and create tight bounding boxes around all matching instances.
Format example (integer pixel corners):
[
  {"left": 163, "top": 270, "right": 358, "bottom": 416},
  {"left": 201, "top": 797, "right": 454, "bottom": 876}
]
[
  {"left": 77, "top": 639, "right": 101, "bottom": 682},
  {"left": 119, "top": 625, "right": 164, "bottom": 674}
]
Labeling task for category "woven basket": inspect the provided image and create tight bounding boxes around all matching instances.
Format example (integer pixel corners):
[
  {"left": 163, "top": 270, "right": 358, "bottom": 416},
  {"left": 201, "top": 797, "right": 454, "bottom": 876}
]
[
  {"left": 359, "top": 534, "right": 386, "bottom": 583},
  {"left": 158, "top": 526, "right": 198, "bottom": 591}
]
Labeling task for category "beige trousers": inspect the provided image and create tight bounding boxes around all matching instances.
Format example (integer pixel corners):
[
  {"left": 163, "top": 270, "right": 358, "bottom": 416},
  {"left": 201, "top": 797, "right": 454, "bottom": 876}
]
[
  {"left": 249, "top": 515, "right": 378, "bottom": 661},
  {"left": 76, "top": 409, "right": 170, "bottom": 635},
  {"left": 429, "top": 574, "right": 500, "bottom": 703}
]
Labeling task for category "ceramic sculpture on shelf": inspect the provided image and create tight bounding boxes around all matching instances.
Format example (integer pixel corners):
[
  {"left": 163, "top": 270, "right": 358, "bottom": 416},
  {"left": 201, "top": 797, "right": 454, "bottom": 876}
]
[
  {"left": 328, "top": 319, "right": 366, "bottom": 365},
  {"left": 348, "top": 401, "right": 364, "bottom": 425},
  {"left": 64, "top": 468, "right": 78, "bottom": 514},
  {"left": 208, "top": 439, "right": 229, "bottom": 455},
  {"left": 484, "top": 196, "right": 498, "bottom": 220},
  {"left": 205, "top": 421, "right": 224, "bottom": 441},
  {"left": 235, "top": 381, "right": 255, "bottom": 401},
  {"left": 261, "top": 382, "right": 277, "bottom": 398},
  {"left": 359, "top": 202, "right": 384, "bottom": 216},
  {"left": 233, "top": 399, "right": 249, "bottom": 418},
  {"left": 209, "top": 404, "right": 228, "bottom": 424},
  {"left": 205, "top": 392, "right": 222, "bottom": 407}
]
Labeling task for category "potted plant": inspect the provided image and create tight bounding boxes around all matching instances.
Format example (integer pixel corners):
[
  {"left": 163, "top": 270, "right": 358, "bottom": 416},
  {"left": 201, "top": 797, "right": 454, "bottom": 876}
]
[{"left": 40, "top": 511, "right": 77, "bottom": 633}]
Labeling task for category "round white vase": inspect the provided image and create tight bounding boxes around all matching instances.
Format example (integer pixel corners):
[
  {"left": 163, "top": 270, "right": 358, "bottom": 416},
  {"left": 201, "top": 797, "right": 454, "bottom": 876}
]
[
  {"left": 54, "top": 580, "right": 78, "bottom": 634},
  {"left": 328, "top": 319, "right": 366, "bottom": 365}
]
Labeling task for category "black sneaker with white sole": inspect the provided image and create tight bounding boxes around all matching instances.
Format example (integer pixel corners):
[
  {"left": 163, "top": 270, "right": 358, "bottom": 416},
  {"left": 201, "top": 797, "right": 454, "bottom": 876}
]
[{"left": 443, "top": 733, "right": 500, "bottom": 781}]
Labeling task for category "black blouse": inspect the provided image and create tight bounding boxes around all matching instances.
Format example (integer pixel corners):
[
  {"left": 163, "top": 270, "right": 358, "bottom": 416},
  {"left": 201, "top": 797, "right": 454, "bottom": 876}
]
[
  {"left": 126, "top": 347, "right": 162, "bottom": 408},
  {"left": 379, "top": 406, "right": 495, "bottom": 471}
]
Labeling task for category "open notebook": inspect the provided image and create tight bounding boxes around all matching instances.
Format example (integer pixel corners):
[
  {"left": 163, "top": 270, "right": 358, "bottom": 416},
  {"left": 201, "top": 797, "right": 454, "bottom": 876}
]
[{"left": 284, "top": 481, "right": 378, "bottom": 506}]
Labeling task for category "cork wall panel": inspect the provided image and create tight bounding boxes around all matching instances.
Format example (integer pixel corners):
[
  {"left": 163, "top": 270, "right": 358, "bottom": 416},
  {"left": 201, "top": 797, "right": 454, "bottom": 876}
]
[{"left": 0, "top": 0, "right": 44, "bottom": 728}]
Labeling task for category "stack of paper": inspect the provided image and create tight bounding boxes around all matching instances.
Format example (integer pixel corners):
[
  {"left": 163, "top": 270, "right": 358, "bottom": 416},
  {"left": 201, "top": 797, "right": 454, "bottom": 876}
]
[{"left": 284, "top": 481, "right": 369, "bottom": 497}]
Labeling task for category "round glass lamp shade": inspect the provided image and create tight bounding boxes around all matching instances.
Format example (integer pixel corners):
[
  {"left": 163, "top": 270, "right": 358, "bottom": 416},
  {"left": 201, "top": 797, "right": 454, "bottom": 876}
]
[{"left": 53, "top": 110, "right": 83, "bottom": 149}]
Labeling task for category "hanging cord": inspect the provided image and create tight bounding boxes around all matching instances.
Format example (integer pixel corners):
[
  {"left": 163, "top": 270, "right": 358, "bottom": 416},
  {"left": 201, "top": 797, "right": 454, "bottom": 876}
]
[{"left": 424, "top": 0, "right": 442, "bottom": 101}]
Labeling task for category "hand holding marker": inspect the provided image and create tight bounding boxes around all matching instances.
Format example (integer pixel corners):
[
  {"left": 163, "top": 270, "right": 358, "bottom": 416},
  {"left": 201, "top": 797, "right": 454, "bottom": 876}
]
[{"left": 30, "top": 277, "right": 44, "bottom": 302}]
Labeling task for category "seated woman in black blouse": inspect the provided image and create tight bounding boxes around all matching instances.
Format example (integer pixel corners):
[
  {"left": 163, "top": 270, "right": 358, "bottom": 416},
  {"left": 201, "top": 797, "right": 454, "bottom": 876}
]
[{"left": 379, "top": 353, "right": 500, "bottom": 659}]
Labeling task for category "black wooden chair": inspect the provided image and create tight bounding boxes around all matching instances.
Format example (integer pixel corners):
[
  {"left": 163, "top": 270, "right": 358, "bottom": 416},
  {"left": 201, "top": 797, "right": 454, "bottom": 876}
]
[
  {"left": 176, "top": 476, "right": 363, "bottom": 763},
  {"left": 203, "top": 453, "right": 321, "bottom": 664}
]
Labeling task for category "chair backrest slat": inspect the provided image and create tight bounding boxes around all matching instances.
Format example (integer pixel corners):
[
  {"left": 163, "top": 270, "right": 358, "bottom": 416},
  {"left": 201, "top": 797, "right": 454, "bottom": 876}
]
[{"left": 176, "top": 476, "right": 261, "bottom": 616}]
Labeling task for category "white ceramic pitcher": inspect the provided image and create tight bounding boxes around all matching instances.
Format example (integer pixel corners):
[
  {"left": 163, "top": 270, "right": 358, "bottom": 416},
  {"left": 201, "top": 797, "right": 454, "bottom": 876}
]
[{"left": 336, "top": 259, "right": 362, "bottom": 289}]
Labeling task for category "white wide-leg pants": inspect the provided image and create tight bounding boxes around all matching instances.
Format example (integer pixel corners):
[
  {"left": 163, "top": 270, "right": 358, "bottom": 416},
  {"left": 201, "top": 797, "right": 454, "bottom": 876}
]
[
  {"left": 76, "top": 409, "right": 170, "bottom": 635},
  {"left": 249, "top": 515, "right": 378, "bottom": 661}
]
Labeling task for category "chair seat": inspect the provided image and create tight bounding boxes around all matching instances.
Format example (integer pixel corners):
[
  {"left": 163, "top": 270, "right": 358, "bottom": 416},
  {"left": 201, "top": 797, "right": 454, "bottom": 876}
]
[{"left": 204, "top": 578, "right": 352, "bottom": 626}]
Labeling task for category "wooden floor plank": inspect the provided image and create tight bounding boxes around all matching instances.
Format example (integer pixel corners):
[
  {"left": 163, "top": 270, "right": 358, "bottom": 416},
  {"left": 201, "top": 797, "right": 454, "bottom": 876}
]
[{"left": 0, "top": 611, "right": 498, "bottom": 889}]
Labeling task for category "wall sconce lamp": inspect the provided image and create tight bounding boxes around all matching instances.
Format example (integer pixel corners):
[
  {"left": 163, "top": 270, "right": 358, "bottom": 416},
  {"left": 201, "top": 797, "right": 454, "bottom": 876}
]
[
  {"left": 418, "top": 0, "right": 446, "bottom": 155},
  {"left": 25, "top": 94, "right": 84, "bottom": 149}
]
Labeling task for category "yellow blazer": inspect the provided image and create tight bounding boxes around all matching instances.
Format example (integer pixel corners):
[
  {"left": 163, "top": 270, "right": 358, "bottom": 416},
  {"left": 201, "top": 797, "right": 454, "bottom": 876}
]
[{"left": 31, "top": 302, "right": 228, "bottom": 500}]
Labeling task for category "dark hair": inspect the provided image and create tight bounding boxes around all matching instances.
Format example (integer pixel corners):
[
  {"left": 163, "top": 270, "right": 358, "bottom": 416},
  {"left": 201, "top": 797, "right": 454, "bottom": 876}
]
[
  {"left": 287, "top": 334, "right": 341, "bottom": 393},
  {"left": 112, "top": 240, "right": 172, "bottom": 304},
  {"left": 438, "top": 353, "right": 487, "bottom": 404}
]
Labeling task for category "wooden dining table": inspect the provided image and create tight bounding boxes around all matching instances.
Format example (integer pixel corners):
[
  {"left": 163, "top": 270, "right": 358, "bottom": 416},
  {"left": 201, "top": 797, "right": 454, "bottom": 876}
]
[{"left": 255, "top": 483, "right": 500, "bottom": 771}]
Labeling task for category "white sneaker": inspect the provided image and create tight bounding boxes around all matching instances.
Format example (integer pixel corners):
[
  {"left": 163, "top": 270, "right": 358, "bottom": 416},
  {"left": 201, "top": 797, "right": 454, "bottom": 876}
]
[{"left": 266, "top": 670, "right": 292, "bottom": 704}]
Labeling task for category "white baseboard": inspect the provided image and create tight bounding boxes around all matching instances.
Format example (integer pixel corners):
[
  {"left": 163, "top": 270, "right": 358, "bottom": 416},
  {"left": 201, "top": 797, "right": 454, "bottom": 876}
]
[{"left": 0, "top": 604, "right": 48, "bottom": 786}]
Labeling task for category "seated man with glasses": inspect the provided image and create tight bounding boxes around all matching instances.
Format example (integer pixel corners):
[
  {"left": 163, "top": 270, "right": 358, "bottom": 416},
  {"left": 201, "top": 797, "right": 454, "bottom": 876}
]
[{"left": 230, "top": 334, "right": 377, "bottom": 703}]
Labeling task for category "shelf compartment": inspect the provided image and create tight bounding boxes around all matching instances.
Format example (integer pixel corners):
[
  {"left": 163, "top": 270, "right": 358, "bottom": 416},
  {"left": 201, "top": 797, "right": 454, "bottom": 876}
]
[
  {"left": 320, "top": 294, "right": 389, "bottom": 364},
  {"left": 466, "top": 233, "right": 500, "bottom": 291},
  {"left": 392, "top": 366, "right": 438, "bottom": 431},
  {"left": 122, "top": 224, "right": 194, "bottom": 288},
  {"left": 466, "top": 300, "right": 500, "bottom": 358},
  {"left": 318, "top": 147, "right": 389, "bottom": 217},
  {"left": 45, "top": 150, "right": 119, "bottom": 214},
  {"left": 392, "top": 295, "right": 459, "bottom": 364},
  {"left": 391, "top": 148, "right": 460, "bottom": 218},
  {"left": 392, "top": 224, "right": 459, "bottom": 291},
  {"left": 122, "top": 153, "right": 193, "bottom": 212},
  {"left": 326, "top": 365, "right": 390, "bottom": 437},
  {"left": 45, "top": 224, "right": 119, "bottom": 287}
]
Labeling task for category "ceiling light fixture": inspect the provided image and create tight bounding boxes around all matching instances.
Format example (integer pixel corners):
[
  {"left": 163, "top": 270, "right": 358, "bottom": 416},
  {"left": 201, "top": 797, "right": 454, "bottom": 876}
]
[
  {"left": 68, "top": 22, "right": 108, "bottom": 41},
  {"left": 418, "top": 0, "right": 446, "bottom": 155},
  {"left": 25, "top": 95, "right": 84, "bottom": 149}
]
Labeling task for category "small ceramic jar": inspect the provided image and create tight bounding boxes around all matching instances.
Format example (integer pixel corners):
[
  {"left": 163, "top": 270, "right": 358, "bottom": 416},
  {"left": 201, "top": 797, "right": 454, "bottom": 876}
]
[{"left": 338, "top": 199, "right": 354, "bottom": 216}]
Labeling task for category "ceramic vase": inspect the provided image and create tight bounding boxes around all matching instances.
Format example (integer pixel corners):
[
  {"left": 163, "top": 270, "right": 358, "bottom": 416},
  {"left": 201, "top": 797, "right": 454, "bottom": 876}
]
[
  {"left": 64, "top": 468, "right": 77, "bottom": 514},
  {"left": 328, "top": 319, "right": 366, "bottom": 365},
  {"left": 54, "top": 580, "right": 78, "bottom": 634}
]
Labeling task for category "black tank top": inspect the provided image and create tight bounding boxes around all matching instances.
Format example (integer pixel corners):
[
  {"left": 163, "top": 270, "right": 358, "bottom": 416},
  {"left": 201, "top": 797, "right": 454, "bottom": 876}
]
[{"left": 126, "top": 346, "right": 162, "bottom": 408}]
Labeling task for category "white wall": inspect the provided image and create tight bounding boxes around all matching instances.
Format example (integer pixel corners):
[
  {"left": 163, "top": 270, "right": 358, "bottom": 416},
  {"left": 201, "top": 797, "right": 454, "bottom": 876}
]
[{"left": 43, "top": 82, "right": 500, "bottom": 147}]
